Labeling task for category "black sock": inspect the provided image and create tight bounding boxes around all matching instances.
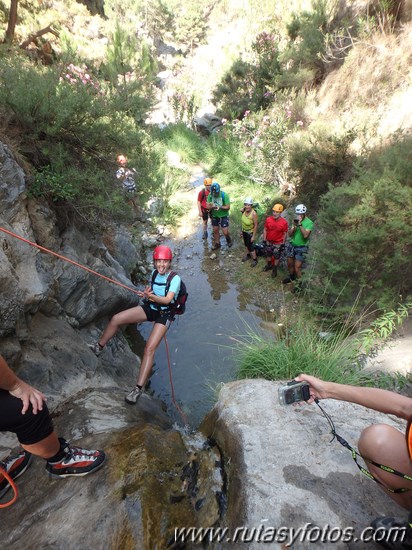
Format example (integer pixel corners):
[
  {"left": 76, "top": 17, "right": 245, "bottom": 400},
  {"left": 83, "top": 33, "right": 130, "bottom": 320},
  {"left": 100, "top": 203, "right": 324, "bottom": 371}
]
[
  {"left": 136, "top": 384, "right": 142, "bottom": 390},
  {"left": 46, "top": 438, "right": 69, "bottom": 463}
]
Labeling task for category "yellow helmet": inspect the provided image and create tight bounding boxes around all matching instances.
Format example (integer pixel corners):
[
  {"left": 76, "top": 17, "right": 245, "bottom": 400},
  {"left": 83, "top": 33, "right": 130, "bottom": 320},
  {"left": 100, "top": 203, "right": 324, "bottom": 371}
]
[
  {"left": 273, "top": 203, "right": 284, "bottom": 213},
  {"left": 204, "top": 177, "right": 212, "bottom": 186}
]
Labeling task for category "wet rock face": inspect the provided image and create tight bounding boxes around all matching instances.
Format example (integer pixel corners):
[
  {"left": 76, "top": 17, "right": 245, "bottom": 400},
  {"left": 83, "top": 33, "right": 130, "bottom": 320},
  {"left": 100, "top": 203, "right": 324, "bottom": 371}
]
[
  {"left": 0, "top": 390, "right": 223, "bottom": 548},
  {"left": 0, "top": 140, "right": 142, "bottom": 365}
]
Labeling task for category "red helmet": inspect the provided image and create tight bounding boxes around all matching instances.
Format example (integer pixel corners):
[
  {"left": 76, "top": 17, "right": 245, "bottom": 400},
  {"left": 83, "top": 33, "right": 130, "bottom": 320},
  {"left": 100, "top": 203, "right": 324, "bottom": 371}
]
[{"left": 153, "top": 245, "right": 173, "bottom": 260}]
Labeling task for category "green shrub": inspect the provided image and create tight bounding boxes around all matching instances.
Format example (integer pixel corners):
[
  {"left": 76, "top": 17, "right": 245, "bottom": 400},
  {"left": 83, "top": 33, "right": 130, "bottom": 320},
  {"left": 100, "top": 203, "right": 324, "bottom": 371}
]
[
  {"left": 203, "top": 131, "right": 253, "bottom": 186},
  {"left": 283, "top": 0, "right": 331, "bottom": 84},
  {"left": 308, "top": 171, "right": 412, "bottom": 316},
  {"left": 235, "top": 318, "right": 375, "bottom": 386},
  {"left": 156, "top": 123, "right": 204, "bottom": 165},
  {"left": 287, "top": 125, "right": 356, "bottom": 210}
]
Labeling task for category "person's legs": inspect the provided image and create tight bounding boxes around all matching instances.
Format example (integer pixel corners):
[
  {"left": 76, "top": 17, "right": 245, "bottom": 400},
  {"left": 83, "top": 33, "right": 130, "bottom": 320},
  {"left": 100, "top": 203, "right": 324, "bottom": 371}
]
[
  {"left": 282, "top": 255, "right": 297, "bottom": 283},
  {"left": 242, "top": 232, "right": 251, "bottom": 261},
  {"left": 22, "top": 431, "right": 60, "bottom": 458},
  {"left": 221, "top": 218, "right": 232, "bottom": 247},
  {"left": 98, "top": 306, "right": 148, "bottom": 348},
  {"left": 137, "top": 322, "right": 169, "bottom": 387},
  {"left": 287, "top": 256, "right": 296, "bottom": 276},
  {"left": 201, "top": 210, "right": 208, "bottom": 238},
  {"left": 211, "top": 218, "right": 221, "bottom": 249},
  {"left": 294, "top": 259, "right": 303, "bottom": 279},
  {"left": 358, "top": 424, "right": 412, "bottom": 509}
]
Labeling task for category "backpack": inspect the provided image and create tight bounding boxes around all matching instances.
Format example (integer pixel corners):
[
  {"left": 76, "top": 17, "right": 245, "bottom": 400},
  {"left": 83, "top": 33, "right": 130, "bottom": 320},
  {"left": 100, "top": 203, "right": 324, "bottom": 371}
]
[
  {"left": 205, "top": 190, "right": 226, "bottom": 204},
  {"left": 151, "top": 270, "right": 188, "bottom": 315}
]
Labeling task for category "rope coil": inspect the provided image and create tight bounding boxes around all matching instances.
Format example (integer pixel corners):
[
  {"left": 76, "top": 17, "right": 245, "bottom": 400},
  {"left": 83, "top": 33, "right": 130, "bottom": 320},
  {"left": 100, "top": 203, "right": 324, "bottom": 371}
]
[{"left": 0, "top": 466, "right": 18, "bottom": 508}]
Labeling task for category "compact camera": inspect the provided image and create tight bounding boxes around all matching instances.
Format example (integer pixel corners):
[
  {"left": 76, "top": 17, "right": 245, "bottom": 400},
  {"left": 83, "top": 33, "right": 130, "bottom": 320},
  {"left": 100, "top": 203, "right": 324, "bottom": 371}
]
[
  {"left": 293, "top": 218, "right": 299, "bottom": 224},
  {"left": 278, "top": 380, "right": 311, "bottom": 406}
]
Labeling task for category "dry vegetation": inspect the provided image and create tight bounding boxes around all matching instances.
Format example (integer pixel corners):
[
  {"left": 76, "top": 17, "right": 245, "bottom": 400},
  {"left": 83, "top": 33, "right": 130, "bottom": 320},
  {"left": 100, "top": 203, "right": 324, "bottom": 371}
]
[{"left": 314, "top": 21, "right": 412, "bottom": 141}]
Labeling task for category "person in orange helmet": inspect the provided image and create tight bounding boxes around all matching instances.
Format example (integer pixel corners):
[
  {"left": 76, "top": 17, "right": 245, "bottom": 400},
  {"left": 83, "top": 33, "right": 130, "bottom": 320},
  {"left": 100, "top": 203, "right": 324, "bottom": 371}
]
[
  {"left": 262, "top": 203, "right": 288, "bottom": 278},
  {"left": 198, "top": 177, "right": 213, "bottom": 240}
]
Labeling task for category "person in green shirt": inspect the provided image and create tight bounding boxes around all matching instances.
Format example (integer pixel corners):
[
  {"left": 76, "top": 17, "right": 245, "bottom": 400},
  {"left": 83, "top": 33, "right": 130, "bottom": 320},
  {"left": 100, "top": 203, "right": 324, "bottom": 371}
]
[
  {"left": 282, "top": 204, "right": 314, "bottom": 292},
  {"left": 206, "top": 182, "right": 232, "bottom": 250}
]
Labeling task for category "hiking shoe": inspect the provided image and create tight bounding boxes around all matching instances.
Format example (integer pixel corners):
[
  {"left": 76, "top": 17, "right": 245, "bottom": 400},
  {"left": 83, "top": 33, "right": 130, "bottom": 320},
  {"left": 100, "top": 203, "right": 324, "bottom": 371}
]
[
  {"left": 46, "top": 441, "right": 106, "bottom": 479},
  {"left": 282, "top": 274, "right": 296, "bottom": 284},
  {"left": 89, "top": 341, "right": 104, "bottom": 356},
  {"left": 242, "top": 254, "right": 251, "bottom": 262},
  {"left": 125, "top": 386, "right": 143, "bottom": 404},
  {"left": 211, "top": 243, "right": 221, "bottom": 250},
  {"left": 0, "top": 450, "right": 33, "bottom": 499},
  {"left": 251, "top": 259, "right": 258, "bottom": 267},
  {"left": 370, "top": 513, "right": 412, "bottom": 549},
  {"left": 271, "top": 266, "right": 278, "bottom": 278},
  {"left": 202, "top": 231, "right": 208, "bottom": 240},
  {"left": 262, "top": 264, "right": 272, "bottom": 272}
]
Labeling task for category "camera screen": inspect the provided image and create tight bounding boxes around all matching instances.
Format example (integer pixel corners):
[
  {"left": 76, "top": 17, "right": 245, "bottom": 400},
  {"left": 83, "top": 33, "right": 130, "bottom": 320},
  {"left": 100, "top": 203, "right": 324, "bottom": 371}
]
[{"left": 285, "top": 387, "right": 301, "bottom": 404}]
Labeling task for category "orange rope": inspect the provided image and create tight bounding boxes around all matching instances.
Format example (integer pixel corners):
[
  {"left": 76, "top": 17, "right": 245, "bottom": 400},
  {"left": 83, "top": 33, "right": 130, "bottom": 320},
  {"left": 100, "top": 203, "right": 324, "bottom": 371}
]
[
  {"left": 0, "top": 466, "right": 18, "bottom": 508},
  {"left": 163, "top": 335, "right": 189, "bottom": 427},
  {"left": 1, "top": 226, "right": 188, "bottom": 424},
  {"left": 0, "top": 226, "right": 141, "bottom": 296}
]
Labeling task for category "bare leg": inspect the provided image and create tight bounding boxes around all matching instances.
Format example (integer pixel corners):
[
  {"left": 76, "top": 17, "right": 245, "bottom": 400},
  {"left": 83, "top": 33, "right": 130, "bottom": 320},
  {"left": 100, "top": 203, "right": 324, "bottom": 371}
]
[
  {"left": 99, "top": 306, "right": 148, "bottom": 347},
  {"left": 287, "top": 256, "right": 295, "bottom": 276},
  {"left": 212, "top": 225, "right": 220, "bottom": 246},
  {"left": 136, "top": 323, "right": 169, "bottom": 387},
  {"left": 358, "top": 424, "right": 412, "bottom": 509},
  {"left": 294, "top": 259, "right": 303, "bottom": 279},
  {"left": 22, "top": 432, "right": 60, "bottom": 459}
]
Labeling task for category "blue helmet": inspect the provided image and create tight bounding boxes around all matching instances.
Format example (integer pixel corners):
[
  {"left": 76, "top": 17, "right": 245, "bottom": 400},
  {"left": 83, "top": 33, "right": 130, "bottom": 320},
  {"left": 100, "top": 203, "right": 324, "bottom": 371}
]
[{"left": 211, "top": 182, "right": 220, "bottom": 195}]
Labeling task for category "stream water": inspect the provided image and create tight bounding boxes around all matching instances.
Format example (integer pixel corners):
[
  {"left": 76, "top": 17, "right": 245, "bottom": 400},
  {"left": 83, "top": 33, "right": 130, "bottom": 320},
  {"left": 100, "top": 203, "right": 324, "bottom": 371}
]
[{"left": 128, "top": 169, "right": 275, "bottom": 428}]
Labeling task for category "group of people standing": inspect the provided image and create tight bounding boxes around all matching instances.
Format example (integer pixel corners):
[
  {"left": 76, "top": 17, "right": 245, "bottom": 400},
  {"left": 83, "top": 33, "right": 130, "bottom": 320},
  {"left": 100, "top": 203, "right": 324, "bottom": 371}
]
[
  {"left": 197, "top": 178, "right": 233, "bottom": 250},
  {"left": 198, "top": 176, "right": 314, "bottom": 292}
]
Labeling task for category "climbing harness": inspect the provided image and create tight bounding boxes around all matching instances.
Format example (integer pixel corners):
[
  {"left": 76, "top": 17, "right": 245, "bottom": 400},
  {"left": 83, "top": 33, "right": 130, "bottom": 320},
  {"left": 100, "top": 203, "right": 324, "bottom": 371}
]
[
  {"left": 0, "top": 466, "right": 18, "bottom": 509},
  {"left": 315, "top": 399, "right": 412, "bottom": 493}
]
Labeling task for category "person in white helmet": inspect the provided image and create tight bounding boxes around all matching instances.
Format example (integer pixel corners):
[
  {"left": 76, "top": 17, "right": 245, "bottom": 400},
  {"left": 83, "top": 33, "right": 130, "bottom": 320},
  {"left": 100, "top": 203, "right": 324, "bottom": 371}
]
[
  {"left": 240, "top": 198, "right": 258, "bottom": 267},
  {"left": 282, "top": 204, "right": 314, "bottom": 292}
]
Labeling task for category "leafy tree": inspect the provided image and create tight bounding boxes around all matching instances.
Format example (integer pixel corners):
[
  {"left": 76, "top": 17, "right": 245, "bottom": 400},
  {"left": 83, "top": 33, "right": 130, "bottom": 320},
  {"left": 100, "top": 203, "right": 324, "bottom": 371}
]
[
  {"left": 282, "top": 0, "right": 330, "bottom": 84},
  {"left": 287, "top": 126, "right": 356, "bottom": 210},
  {"left": 308, "top": 171, "right": 412, "bottom": 317}
]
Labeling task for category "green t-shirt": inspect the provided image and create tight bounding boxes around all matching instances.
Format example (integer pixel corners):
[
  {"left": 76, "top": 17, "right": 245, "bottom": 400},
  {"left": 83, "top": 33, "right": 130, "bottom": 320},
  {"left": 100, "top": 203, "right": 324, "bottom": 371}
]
[
  {"left": 207, "top": 191, "right": 230, "bottom": 218},
  {"left": 291, "top": 217, "right": 314, "bottom": 246}
]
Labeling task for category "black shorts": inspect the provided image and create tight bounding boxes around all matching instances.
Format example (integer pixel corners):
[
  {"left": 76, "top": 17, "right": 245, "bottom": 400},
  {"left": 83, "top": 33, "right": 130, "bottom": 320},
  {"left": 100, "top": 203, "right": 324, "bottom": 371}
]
[
  {"left": 142, "top": 302, "right": 175, "bottom": 328},
  {"left": 0, "top": 389, "right": 54, "bottom": 445},
  {"left": 242, "top": 231, "right": 254, "bottom": 252},
  {"left": 201, "top": 208, "right": 211, "bottom": 221}
]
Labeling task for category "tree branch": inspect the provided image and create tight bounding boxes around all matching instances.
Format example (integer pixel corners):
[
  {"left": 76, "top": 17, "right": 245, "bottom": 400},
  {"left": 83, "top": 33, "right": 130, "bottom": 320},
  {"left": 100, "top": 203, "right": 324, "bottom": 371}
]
[{"left": 19, "top": 24, "right": 59, "bottom": 50}]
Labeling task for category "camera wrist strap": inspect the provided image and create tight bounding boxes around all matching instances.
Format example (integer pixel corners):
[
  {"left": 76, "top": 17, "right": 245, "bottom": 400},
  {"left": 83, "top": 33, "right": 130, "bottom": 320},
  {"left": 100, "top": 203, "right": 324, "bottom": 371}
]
[{"left": 314, "top": 398, "right": 412, "bottom": 493}]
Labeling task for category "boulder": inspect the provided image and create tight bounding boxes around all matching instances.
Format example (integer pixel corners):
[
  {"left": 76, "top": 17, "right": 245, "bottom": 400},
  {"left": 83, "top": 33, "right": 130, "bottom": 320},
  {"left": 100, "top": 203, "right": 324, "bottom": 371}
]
[
  {"left": 201, "top": 379, "right": 406, "bottom": 549},
  {"left": 193, "top": 113, "right": 223, "bottom": 136}
]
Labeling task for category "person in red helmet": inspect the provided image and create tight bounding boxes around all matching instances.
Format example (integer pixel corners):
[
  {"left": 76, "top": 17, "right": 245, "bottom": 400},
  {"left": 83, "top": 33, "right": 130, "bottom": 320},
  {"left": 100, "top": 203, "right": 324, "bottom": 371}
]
[
  {"left": 89, "top": 245, "right": 181, "bottom": 404},
  {"left": 116, "top": 154, "right": 138, "bottom": 211}
]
